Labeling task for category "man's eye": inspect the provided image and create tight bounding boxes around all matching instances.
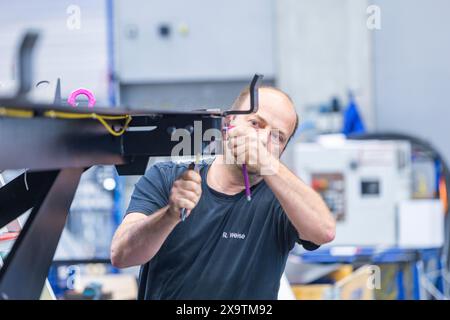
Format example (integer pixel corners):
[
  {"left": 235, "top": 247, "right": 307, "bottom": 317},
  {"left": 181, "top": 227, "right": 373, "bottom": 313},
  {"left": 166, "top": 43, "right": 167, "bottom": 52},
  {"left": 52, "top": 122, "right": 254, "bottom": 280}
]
[{"left": 249, "top": 119, "right": 259, "bottom": 127}]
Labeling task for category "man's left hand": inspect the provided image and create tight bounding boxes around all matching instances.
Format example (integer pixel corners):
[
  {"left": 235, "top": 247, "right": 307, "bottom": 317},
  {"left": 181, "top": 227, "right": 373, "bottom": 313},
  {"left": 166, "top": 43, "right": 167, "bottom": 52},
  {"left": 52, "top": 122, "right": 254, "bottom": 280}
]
[{"left": 226, "top": 126, "right": 278, "bottom": 175}]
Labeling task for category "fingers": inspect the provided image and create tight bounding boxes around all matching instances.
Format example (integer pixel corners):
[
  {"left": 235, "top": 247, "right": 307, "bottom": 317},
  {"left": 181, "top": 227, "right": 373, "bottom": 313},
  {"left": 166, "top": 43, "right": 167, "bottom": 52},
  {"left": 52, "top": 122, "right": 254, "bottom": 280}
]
[
  {"left": 180, "top": 170, "right": 202, "bottom": 184},
  {"left": 169, "top": 168, "right": 203, "bottom": 220},
  {"left": 228, "top": 137, "right": 257, "bottom": 152},
  {"left": 227, "top": 126, "right": 259, "bottom": 150},
  {"left": 227, "top": 126, "right": 269, "bottom": 149},
  {"left": 232, "top": 144, "right": 251, "bottom": 164},
  {"left": 180, "top": 185, "right": 200, "bottom": 200},
  {"left": 227, "top": 136, "right": 258, "bottom": 160},
  {"left": 227, "top": 126, "right": 256, "bottom": 139},
  {"left": 228, "top": 134, "right": 259, "bottom": 165},
  {"left": 169, "top": 193, "right": 197, "bottom": 210},
  {"left": 173, "top": 178, "right": 202, "bottom": 196}
]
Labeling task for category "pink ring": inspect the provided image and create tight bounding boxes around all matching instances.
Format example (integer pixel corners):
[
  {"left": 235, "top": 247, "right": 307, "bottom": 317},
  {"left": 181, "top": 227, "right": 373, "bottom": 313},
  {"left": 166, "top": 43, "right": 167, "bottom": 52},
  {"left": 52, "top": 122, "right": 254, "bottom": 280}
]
[{"left": 67, "top": 88, "right": 96, "bottom": 108}]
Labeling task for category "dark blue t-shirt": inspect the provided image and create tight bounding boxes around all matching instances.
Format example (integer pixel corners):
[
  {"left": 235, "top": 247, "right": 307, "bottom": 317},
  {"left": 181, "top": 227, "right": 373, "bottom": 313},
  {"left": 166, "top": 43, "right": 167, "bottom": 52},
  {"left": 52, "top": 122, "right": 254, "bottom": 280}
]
[{"left": 126, "top": 160, "right": 319, "bottom": 300}]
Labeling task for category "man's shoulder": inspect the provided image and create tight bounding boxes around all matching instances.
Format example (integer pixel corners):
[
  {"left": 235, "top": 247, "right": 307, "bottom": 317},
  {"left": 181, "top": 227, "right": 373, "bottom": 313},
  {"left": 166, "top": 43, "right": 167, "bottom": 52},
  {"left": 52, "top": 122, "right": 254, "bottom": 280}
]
[
  {"left": 148, "top": 160, "right": 187, "bottom": 178},
  {"left": 152, "top": 160, "right": 187, "bottom": 170},
  {"left": 148, "top": 158, "right": 212, "bottom": 178}
]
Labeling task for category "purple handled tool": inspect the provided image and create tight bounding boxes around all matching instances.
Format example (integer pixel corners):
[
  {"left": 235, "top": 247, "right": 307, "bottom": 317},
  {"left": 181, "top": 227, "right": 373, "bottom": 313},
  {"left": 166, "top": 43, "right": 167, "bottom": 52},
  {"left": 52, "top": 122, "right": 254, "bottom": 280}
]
[
  {"left": 242, "top": 164, "right": 252, "bottom": 201},
  {"left": 225, "top": 125, "right": 252, "bottom": 201}
]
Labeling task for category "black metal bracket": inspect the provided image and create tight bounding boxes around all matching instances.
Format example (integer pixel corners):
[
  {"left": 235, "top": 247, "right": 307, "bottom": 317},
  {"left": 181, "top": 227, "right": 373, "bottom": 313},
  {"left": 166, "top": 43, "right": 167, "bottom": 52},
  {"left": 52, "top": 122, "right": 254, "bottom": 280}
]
[
  {"left": 16, "top": 30, "right": 39, "bottom": 99},
  {"left": 0, "top": 171, "right": 59, "bottom": 229},
  {"left": 222, "top": 74, "right": 263, "bottom": 116},
  {"left": 53, "top": 78, "right": 62, "bottom": 105}
]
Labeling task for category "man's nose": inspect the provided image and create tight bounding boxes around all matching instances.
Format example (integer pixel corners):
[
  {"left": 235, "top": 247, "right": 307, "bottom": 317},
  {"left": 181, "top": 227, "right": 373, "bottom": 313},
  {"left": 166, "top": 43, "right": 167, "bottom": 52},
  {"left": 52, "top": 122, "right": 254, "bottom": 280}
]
[{"left": 259, "top": 128, "right": 271, "bottom": 146}]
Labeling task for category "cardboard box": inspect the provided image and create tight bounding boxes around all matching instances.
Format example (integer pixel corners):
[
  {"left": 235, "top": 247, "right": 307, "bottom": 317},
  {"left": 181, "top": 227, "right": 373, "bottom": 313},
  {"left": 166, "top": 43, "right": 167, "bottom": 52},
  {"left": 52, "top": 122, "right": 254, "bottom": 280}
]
[{"left": 291, "top": 284, "right": 334, "bottom": 300}]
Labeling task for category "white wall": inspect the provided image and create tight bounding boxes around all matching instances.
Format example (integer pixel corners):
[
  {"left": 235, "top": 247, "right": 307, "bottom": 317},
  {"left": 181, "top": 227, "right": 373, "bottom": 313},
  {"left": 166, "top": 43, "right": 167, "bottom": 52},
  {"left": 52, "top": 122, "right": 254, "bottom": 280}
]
[
  {"left": 373, "top": 0, "right": 450, "bottom": 163},
  {"left": 114, "top": 0, "right": 275, "bottom": 83},
  {"left": 276, "top": 0, "right": 374, "bottom": 129},
  {"left": 0, "top": 0, "right": 110, "bottom": 104}
]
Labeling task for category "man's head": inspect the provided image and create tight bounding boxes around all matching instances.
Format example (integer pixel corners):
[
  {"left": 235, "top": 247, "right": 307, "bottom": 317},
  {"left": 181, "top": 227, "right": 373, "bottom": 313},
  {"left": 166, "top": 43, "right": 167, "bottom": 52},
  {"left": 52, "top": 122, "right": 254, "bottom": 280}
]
[{"left": 225, "top": 86, "right": 299, "bottom": 158}]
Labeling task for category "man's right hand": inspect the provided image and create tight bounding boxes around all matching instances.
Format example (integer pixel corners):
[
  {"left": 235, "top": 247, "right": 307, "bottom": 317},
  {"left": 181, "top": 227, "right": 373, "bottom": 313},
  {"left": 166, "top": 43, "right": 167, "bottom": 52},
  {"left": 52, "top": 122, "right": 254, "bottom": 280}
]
[{"left": 167, "top": 169, "right": 202, "bottom": 221}]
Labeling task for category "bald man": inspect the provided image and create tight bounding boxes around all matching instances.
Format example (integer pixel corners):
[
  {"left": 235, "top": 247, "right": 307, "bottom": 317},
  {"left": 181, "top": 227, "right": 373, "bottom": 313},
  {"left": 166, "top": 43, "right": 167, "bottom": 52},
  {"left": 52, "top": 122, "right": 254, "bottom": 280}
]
[{"left": 110, "top": 87, "right": 336, "bottom": 300}]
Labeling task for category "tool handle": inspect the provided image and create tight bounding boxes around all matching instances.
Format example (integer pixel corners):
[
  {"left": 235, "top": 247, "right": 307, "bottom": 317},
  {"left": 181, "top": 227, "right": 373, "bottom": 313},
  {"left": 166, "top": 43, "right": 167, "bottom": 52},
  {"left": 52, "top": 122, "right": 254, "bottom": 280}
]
[
  {"left": 180, "top": 208, "right": 188, "bottom": 222},
  {"left": 242, "top": 164, "right": 252, "bottom": 201},
  {"left": 179, "top": 162, "right": 197, "bottom": 222}
]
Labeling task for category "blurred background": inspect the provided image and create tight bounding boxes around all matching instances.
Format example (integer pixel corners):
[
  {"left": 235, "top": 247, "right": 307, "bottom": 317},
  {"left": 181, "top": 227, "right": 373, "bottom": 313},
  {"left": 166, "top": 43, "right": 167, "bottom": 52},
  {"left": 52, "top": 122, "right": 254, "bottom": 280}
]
[{"left": 0, "top": 0, "right": 448, "bottom": 300}]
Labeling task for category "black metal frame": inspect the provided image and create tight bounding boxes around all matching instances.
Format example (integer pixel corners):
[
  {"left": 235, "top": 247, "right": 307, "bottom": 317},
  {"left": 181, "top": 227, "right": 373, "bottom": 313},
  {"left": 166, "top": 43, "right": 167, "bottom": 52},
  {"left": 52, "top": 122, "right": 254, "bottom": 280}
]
[
  {"left": 0, "top": 31, "right": 263, "bottom": 299},
  {"left": 0, "top": 169, "right": 82, "bottom": 299}
]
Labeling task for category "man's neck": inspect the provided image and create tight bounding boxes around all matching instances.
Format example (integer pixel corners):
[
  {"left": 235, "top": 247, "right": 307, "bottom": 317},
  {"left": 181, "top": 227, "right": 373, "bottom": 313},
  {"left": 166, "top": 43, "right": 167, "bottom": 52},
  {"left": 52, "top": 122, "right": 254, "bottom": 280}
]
[{"left": 207, "top": 155, "right": 263, "bottom": 196}]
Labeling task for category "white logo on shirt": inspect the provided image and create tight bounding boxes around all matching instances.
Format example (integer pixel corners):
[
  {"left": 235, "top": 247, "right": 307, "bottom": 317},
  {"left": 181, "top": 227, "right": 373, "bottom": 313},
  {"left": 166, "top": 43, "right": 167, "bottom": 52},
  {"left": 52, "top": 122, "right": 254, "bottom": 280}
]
[{"left": 222, "top": 232, "right": 246, "bottom": 240}]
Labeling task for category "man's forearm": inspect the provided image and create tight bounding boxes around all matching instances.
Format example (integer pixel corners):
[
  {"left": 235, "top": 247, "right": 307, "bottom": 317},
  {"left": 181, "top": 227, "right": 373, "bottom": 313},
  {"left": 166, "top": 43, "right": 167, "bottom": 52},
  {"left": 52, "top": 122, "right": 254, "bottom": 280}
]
[
  {"left": 263, "top": 158, "right": 336, "bottom": 245},
  {"left": 111, "top": 206, "right": 179, "bottom": 268}
]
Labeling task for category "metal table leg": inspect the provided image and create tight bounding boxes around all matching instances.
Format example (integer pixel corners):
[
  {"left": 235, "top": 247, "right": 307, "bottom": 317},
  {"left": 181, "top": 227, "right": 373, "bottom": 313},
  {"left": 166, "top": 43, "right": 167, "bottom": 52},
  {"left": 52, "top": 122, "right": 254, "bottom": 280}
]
[{"left": 0, "top": 168, "right": 83, "bottom": 299}]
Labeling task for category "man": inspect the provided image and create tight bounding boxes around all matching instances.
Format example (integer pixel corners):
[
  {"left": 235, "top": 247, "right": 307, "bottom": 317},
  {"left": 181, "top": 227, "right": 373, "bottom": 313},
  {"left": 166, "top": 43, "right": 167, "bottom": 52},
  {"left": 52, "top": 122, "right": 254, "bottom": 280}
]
[{"left": 110, "top": 87, "right": 336, "bottom": 299}]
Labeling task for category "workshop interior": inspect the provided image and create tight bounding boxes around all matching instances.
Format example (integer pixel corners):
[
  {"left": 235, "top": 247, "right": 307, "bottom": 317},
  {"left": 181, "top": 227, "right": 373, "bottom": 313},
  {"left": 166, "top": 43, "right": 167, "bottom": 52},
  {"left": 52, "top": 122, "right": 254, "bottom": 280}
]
[{"left": 0, "top": 0, "right": 449, "bottom": 300}]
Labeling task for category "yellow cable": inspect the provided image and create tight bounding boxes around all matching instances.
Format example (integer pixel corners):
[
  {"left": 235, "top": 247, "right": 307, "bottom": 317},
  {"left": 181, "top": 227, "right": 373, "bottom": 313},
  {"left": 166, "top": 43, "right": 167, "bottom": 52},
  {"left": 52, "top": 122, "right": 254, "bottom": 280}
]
[
  {"left": 0, "top": 107, "right": 34, "bottom": 118},
  {"left": 43, "top": 110, "right": 132, "bottom": 137},
  {"left": 96, "top": 114, "right": 132, "bottom": 121},
  {"left": 1, "top": 107, "right": 132, "bottom": 137},
  {"left": 43, "top": 110, "right": 130, "bottom": 120},
  {"left": 96, "top": 114, "right": 132, "bottom": 137},
  {"left": 43, "top": 110, "right": 93, "bottom": 119}
]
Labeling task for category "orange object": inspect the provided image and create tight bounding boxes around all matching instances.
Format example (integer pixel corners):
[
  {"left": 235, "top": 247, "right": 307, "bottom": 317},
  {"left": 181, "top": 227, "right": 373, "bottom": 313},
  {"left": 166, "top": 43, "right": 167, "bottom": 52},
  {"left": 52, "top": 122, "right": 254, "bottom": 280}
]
[
  {"left": 439, "top": 177, "right": 448, "bottom": 214},
  {"left": 312, "top": 179, "right": 328, "bottom": 191},
  {"left": 330, "top": 265, "right": 354, "bottom": 282}
]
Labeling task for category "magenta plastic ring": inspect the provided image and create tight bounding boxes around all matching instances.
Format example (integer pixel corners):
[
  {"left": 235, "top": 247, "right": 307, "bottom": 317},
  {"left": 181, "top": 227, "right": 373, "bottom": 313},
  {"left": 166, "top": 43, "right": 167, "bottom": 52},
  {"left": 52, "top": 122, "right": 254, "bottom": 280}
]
[{"left": 67, "top": 88, "right": 96, "bottom": 108}]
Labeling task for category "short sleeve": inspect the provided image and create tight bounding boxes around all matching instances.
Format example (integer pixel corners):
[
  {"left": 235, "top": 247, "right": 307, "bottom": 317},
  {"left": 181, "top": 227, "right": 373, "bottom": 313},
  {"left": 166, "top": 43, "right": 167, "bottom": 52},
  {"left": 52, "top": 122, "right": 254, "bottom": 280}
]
[
  {"left": 273, "top": 200, "right": 320, "bottom": 253},
  {"left": 125, "top": 163, "right": 171, "bottom": 216}
]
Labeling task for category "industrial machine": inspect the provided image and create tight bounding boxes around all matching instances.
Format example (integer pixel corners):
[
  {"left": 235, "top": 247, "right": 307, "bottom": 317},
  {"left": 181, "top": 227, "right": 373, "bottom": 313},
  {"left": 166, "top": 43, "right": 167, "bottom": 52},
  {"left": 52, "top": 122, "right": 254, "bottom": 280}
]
[
  {"left": 291, "top": 134, "right": 449, "bottom": 299},
  {"left": 293, "top": 137, "right": 414, "bottom": 246}
]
